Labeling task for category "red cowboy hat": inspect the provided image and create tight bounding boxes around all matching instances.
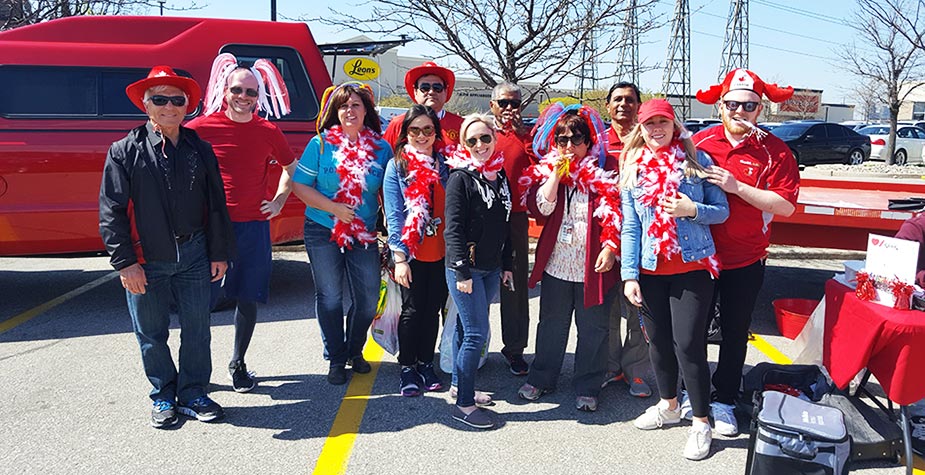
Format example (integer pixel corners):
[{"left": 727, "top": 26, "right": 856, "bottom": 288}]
[
  {"left": 403, "top": 61, "right": 456, "bottom": 101},
  {"left": 125, "top": 65, "right": 202, "bottom": 114},
  {"left": 695, "top": 68, "right": 793, "bottom": 104}
]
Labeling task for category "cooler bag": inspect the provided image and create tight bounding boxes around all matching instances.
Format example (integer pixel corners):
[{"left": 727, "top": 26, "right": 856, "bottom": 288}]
[{"left": 746, "top": 391, "right": 851, "bottom": 475}]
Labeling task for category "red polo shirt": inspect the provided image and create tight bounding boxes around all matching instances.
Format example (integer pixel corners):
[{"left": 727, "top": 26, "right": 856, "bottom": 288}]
[
  {"left": 606, "top": 126, "right": 627, "bottom": 158},
  {"left": 693, "top": 128, "right": 800, "bottom": 270},
  {"left": 496, "top": 127, "right": 536, "bottom": 212},
  {"left": 382, "top": 110, "right": 463, "bottom": 149}
]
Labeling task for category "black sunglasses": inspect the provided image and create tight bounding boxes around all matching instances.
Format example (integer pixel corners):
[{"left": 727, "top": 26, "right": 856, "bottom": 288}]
[
  {"left": 417, "top": 82, "right": 445, "bottom": 93},
  {"left": 465, "top": 134, "right": 493, "bottom": 147},
  {"left": 555, "top": 134, "right": 586, "bottom": 147},
  {"left": 723, "top": 100, "right": 759, "bottom": 112},
  {"left": 148, "top": 95, "right": 187, "bottom": 107},
  {"left": 494, "top": 99, "right": 522, "bottom": 109},
  {"left": 229, "top": 86, "right": 259, "bottom": 97}
]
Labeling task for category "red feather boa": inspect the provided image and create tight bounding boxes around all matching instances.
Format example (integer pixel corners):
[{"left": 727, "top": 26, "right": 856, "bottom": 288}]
[
  {"left": 444, "top": 145, "right": 505, "bottom": 176},
  {"left": 399, "top": 145, "right": 440, "bottom": 258},
  {"left": 325, "top": 125, "right": 379, "bottom": 249}
]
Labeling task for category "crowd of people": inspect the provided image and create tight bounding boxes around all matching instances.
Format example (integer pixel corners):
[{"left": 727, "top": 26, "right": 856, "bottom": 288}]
[{"left": 98, "top": 57, "right": 800, "bottom": 460}]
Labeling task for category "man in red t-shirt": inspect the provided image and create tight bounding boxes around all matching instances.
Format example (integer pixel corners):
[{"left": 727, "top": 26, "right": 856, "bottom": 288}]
[
  {"left": 691, "top": 69, "right": 799, "bottom": 436},
  {"left": 382, "top": 61, "right": 463, "bottom": 148},
  {"left": 187, "top": 57, "right": 296, "bottom": 393},
  {"left": 489, "top": 82, "right": 536, "bottom": 375},
  {"left": 601, "top": 81, "right": 651, "bottom": 399}
]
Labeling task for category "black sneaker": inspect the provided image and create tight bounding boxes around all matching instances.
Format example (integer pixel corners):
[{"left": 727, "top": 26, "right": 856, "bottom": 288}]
[
  {"left": 505, "top": 353, "right": 529, "bottom": 376},
  {"left": 452, "top": 405, "right": 495, "bottom": 430},
  {"left": 150, "top": 399, "right": 178, "bottom": 429},
  {"left": 328, "top": 364, "right": 348, "bottom": 385},
  {"left": 400, "top": 366, "right": 422, "bottom": 397},
  {"left": 349, "top": 355, "right": 372, "bottom": 374},
  {"left": 178, "top": 395, "right": 224, "bottom": 422},
  {"left": 417, "top": 362, "right": 444, "bottom": 391},
  {"left": 228, "top": 360, "right": 255, "bottom": 393}
]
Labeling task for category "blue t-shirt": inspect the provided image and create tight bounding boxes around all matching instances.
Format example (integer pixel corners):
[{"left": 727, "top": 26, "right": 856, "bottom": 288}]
[{"left": 292, "top": 131, "right": 392, "bottom": 230}]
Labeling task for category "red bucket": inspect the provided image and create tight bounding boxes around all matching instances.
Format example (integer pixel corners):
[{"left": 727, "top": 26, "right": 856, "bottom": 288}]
[{"left": 772, "top": 298, "right": 818, "bottom": 339}]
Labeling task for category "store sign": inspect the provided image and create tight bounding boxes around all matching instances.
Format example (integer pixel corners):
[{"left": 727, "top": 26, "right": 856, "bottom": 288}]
[{"left": 344, "top": 58, "right": 380, "bottom": 80}]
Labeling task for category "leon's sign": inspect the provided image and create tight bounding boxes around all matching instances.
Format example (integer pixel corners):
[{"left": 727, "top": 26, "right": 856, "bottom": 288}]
[{"left": 344, "top": 58, "right": 380, "bottom": 80}]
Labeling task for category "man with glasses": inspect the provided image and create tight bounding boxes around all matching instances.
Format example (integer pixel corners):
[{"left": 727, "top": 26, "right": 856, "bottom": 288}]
[
  {"left": 690, "top": 69, "right": 799, "bottom": 436},
  {"left": 383, "top": 61, "right": 463, "bottom": 147},
  {"left": 100, "top": 65, "right": 235, "bottom": 428},
  {"left": 188, "top": 54, "right": 296, "bottom": 394},
  {"left": 489, "top": 82, "right": 536, "bottom": 375}
]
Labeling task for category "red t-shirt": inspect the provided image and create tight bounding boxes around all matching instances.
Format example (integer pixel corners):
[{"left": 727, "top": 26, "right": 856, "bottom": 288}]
[
  {"left": 188, "top": 113, "right": 296, "bottom": 222},
  {"left": 496, "top": 128, "right": 536, "bottom": 213},
  {"left": 693, "top": 128, "right": 800, "bottom": 270},
  {"left": 641, "top": 252, "right": 707, "bottom": 276},
  {"left": 414, "top": 181, "right": 446, "bottom": 263},
  {"left": 382, "top": 110, "right": 463, "bottom": 150}
]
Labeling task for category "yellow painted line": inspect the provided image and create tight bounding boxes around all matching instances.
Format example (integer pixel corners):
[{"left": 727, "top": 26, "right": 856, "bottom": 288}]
[
  {"left": 748, "top": 333, "right": 792, "bottom": 365},
  {"left": 311, "top": 341, "right": 385, "bottom": 475},
  {"left": 0, "top": 271, "right": 118, "bottom": 334}
]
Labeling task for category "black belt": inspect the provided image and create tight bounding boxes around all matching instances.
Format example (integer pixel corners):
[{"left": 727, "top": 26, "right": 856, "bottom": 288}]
[{"left": 175, "top": 234, "right": 193, "bottom": 244}]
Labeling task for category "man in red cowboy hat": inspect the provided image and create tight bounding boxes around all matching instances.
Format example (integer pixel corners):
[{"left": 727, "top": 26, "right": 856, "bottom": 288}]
[
  {"left": 100, "top": 65, "right": 236, "bottom": 429},
  {"left": 687, "top": 68, "right": 800, "bottom": 436},
  {"left": 382, "top": 61, "right": 463, "bottom": 147},
  {"left": 188, "top": 54, "right": 296, "bottom": 394}
]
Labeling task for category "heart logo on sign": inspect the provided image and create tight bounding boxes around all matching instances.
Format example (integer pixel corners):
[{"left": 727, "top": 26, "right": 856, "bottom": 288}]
[{"left": 872, "top": 238, "right": 882, "bottom": 246}]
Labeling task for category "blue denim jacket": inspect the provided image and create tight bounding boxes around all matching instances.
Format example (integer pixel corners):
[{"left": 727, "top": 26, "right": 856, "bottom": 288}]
[
  {"left": 382, "top": 151, "right": 450, "bottom": 259},
  {"left": 621, "top": 150, "right": 729, "bottom": 280}
]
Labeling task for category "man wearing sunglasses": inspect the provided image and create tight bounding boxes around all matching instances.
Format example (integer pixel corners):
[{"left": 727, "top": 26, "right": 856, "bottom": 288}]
[
  {"left": 690, "top": 69, "right": 799, "bottom": 437},
  {"left": 383, "top": 61, "right": 463, "bottom": 148},
  {"left": 489, "top": 82, "right": 536, "bottom": 376},
  {"left": 100, "top": 65, "right": 236, "bottom": 428},
  {"left": 188, "top": 55, "right": 296, "bottom": 395}
]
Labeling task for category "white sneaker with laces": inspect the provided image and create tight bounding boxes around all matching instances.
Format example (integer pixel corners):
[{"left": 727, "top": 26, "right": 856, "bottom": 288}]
[
  {"left": 633, "top": 403, "right": 682, "bottom": 430},
  {"left": 711, "top": 401, "right": 739, "bottom": 436},
  {"left": 679, "top": 390, "right": 693, "bottom": 421},
  {"left": 684, "top": 423, "right": 713, "bottom": 460}
]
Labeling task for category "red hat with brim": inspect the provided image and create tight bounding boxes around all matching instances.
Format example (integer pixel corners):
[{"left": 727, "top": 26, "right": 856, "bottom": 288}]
[
  {"left": 637, "top": 98, "right": 676, "bottom": 124},
  {"left": 125, "top": 65, "right": 202, "bottom": 114},
  {"left": 695, "top": 68, "right": 793, "bottom": 105},
  {"left": 404, "top": 61, "right": 455, "bottom": 101}
]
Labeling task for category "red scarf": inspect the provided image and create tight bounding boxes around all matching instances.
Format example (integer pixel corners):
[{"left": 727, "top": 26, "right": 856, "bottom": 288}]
[
  {"left": 444, "top": 144, "right": 505, "bottom": 176},
  {"left": 325, "top": 125, "right": 379, "bottom": 249},
  {"left": 399, "top": 145, "right": 441, "bottom": 258}
]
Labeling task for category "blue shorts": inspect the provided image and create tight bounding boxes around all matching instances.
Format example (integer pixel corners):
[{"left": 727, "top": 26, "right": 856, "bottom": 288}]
[{"left": 223, "top": 220, "right": 272, "bottom": 303}]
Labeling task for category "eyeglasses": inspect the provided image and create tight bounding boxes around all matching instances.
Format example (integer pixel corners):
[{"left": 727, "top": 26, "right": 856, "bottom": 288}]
[
  {"left": 465, "top": 134, "right": 493, "bottom": 147},
  {"left": 494, "top": 99, "right": 522, "bottom": 109},
  {"left": 417, "top": 82, "right": 445, "bottom": 93},
  {"left": 147, "top": 95, "right": 187, "bottom": 107},
  {"left": 555, "top": 134, "right": 586, "bottom": 147},
  {"left": 229, "top": 86, "right": 259, "bottom": 97},
  {"left": 723, "top": 100, "right": 759, "bottom": 112},
  {"left": 408, "top": 125, "right": 436, "bottom": 137}
]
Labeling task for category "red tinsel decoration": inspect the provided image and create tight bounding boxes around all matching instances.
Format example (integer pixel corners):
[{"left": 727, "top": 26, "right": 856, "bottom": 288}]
[
  {"left": 855, "top": 271, "right": 877, "bottom": 301},
  {"left": 399, "top": 145, "right": 440, "bottom": 258},
  {"left": 325, "top": 125, "right": 380, "bottom": 250},
  {"left": 890, "top": 278, "right": 914, "bottom": 310}
]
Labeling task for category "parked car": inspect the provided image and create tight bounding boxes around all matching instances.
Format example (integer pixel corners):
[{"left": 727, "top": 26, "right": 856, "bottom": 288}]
[
  {"left": 759, "top": 122, "right": 783, "bottom": 130},
  {"left": 898, "top": 120, "right": 925, "bottom": 130},
  {"left": 857, "top": 125, "right": 925, "bottom": 164},
  {"left": 770, "top": 122, "right": 871, "bottom": 166}
]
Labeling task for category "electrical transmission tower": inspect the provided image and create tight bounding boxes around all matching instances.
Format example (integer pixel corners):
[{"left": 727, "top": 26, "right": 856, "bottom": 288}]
[
  {"left": 662, "top": 0, "right": 690, "bottom": 120},
  {"left": 615, "top": 0, "right": 639, "bottom": 85},
  {"left": 578, "top": 32, "right": 599, "bottom": 102},
  {"left": 718, "top": 0, "right": 749, "bottom": 80}
]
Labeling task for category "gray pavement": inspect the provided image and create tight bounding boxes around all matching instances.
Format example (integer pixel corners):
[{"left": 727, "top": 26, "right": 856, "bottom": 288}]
[{"left": 0, "top": 248, "right": 909, "bottom": 474}]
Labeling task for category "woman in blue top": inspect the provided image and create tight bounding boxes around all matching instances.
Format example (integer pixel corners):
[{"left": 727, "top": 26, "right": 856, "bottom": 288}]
[
  {"left": 619, "top": 99, "right": 728, "bottom": 461},
  {"left": 292, "top": 82, "right": 392, "bottom": 385}
]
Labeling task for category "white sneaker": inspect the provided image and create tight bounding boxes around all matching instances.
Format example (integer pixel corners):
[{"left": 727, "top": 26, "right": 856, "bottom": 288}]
[
  {"left": 683, "top": 423, "right": 713, "bottom": 460},
  {"left": 711, "top": 401, "right": 739, "bottom": 436},
  {"left": 633, "top": 403, "right": 682, "bottom": 430},
  {"left": 679, "top": 390, "right": 693, "bottom": 421}
]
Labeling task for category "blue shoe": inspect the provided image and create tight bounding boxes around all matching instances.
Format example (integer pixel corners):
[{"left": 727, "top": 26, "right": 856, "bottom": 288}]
[
  {"left": 150, "top": 399, "right": 178, "bottom": 429},
  {"left": 178, "top": 396, "right": 224, "bottom": 422}
]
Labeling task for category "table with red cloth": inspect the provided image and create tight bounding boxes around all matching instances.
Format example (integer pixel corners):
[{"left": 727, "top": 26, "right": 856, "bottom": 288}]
[{"left": 822, "top": 279, "right": 925, "bottom": 405}]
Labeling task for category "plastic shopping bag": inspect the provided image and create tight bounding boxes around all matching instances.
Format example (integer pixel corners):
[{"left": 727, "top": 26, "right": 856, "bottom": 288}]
[
  {"left": 439, "top": 295, "right": 490, "bottom": 374},
  {"left": 370, "top": 269, "right": 402, "bottom": 355}
]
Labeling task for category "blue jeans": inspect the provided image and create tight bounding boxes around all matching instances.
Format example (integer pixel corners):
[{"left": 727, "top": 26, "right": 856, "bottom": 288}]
[
  {"left": 446, "top": 267, "right": 499, "bottom": 407},
  {"left": 126, "top": 232, "right": 212, "bottom": 405},
  {"left": 304, "top": 219, "right": 380, "bottom": 366}
]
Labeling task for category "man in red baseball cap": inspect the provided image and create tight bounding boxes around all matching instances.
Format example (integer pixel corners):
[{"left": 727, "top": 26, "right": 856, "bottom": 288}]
[
  {"left": 100, "top": 65, "right": 235, "bottom": 429},
  {"left": 685, "top": 68, "right": 800, "bottom": 437},
  {"left": 382, "top": 61, "right": 463, "bottom": 147}
]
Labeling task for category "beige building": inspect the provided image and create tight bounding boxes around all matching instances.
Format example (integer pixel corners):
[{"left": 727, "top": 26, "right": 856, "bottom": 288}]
[{"left": 899, "top": 82, "right": 925, "bottom": 120}]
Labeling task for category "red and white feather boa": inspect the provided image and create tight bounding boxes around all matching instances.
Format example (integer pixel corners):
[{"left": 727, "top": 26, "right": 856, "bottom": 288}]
[
  {"left": 325, "top": 125, "right": 379, "bottom": 249},
  {"left": 399, "top": 145, "right": 440, "bottom": 258},
  {"left": 636, "top": 144, "right": 720, "bottom": 277},
  {"left": 444, "top": 145, "right": 505, "bottom": 176},
  {"left": 518, "top": 149, "right": 623, "bottom": 249}
]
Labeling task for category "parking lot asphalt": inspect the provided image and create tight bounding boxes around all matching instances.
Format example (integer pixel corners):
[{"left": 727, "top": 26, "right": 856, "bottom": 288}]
[{"left": 0, "top": 248, "right": 915, "bottom": 475}]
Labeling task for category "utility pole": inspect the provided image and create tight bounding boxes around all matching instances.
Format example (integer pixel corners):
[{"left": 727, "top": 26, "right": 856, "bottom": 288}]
[
  {"left": 718, "top": 0, "right": 748, "bottom": 80},
  {"left": 615, "top": 0, "right": 640, "bottom": 85},
  {"left": 159, "top": 1, "right": 165, "bottom": 16},
  {"left": 271, "top": 0, "right": 277, "bottom": 21},
  {"left": 662, "top": 0, "right": 690, "bottom": 120},
  {"left": 577, "top": 0, "right": 599, "bottom": 102}
]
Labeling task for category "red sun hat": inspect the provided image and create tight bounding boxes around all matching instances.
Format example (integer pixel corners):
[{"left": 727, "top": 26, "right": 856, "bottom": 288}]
[
  {"left": 125, "top": 65, "right": 202, "bottom": 114},
  {"left": 637, "top": 98, "right": 676, "bottom": 124},
  {"left": 404, "top": 61, "right": 456, "bottom": 101},
  {"left": 696, "top": 68, "right": 794, "bottom": 104}
]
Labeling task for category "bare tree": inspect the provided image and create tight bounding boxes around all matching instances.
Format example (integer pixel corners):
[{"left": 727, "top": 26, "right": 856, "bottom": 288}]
[
  {"left": 845, "top": 79, "right": 884, "bottom": 122},
  {"left": 838, "top": 0, "right": 925, "bottom": 164},
  {"left": 1, "top": 1, "right": 201, "bottom": 31},
  {"left": 308, "top": 0, "right": 659, "bottom": 105}
]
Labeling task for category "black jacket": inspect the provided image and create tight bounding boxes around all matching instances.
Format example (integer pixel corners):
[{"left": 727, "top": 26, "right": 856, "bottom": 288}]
[
  {"left": 444, "top": 167, "right": 513, "bottom": 281},
  {"left": 99, "top": 124, "right": 235, "bottom": 270}
]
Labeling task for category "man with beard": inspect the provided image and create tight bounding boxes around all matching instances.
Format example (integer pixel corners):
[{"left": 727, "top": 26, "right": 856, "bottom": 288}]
[
  {"left": 383, "top": 61, "right": 463, "bottom": 148},
  {"left": 689, "top": 69, "right": 799, "bottom": 436}
]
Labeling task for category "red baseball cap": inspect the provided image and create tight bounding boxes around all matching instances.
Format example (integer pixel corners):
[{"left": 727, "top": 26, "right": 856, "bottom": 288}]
[
  {"left": 404, "top": 61, "right": 455, "bottom": 101},
  {"left": 637, "top": 99, "right": 675, "bottom": 124},
  {"left": 125, "top": 65, "right": 201, "bottom": 114}
]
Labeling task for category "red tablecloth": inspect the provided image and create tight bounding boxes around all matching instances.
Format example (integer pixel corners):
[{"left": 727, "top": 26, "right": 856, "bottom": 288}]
[{"left": 823, "top": 279, "right": 925, "bottom": 405}]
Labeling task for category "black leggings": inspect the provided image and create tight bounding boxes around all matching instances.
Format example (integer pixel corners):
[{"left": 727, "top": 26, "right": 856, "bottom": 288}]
[
  {"left": 712, "top": 259, "right": 765, "bottom": 404},
  {"left": 232, "top": 300, "right": 258, "bottom": 364},
  {"left": 639, "top": 270, "right": 714, "bottom": 418},
  {"left": 397, "top": 259, "right": 448, "bottom": 366}
]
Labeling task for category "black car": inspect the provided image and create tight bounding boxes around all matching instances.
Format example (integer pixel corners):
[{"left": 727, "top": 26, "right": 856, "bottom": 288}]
[{"left": 770, "top": 122, "right": 871, "bottom": 166}]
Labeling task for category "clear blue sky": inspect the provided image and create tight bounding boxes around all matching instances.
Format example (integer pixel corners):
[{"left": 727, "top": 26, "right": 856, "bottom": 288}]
[{"left": 164, "top": 0, "right": 864, "bottom": 104}]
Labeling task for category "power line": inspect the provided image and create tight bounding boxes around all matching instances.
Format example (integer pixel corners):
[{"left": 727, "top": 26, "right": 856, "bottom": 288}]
[
  {"left": 693, "top": 29, "right": 837, "bottom": 61},
  {"left": 751, "top": 0, "right": 852, "bottom": 28},
  {"left": 695, "top": 10, "right": 843, "bottom": 47}
]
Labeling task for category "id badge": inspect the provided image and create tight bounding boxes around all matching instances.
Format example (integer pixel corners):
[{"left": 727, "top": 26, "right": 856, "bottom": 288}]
[{"left": 557, "top": 222, "right": 574, "bottom": 245}]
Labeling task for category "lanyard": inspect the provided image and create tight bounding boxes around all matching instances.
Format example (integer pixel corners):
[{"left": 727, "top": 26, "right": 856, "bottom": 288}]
[{"left": 565, "top": 186, "right": 579, "bottom": 215}]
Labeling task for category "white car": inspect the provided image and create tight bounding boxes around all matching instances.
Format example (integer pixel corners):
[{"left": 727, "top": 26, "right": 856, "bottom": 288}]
[{"left": 857, "top": 125, "right": 925, "bottom": 164}]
